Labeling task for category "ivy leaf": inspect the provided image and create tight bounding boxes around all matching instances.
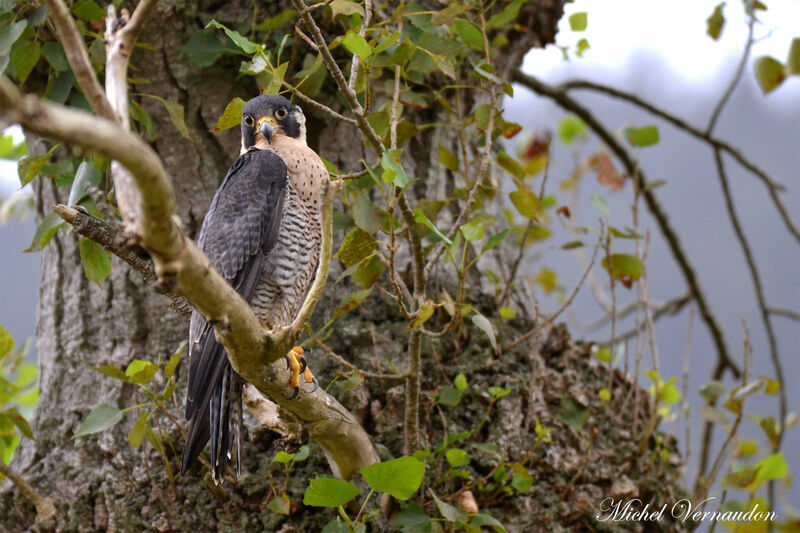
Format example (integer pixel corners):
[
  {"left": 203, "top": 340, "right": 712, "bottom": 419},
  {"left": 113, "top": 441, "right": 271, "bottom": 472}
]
[
  {"left": 361, "top": 457, "right": 425, "bottom": 500},
  {"left": 509, "top": 188, "right": 541, "bottom": 220},
  {"left": 438, "top": 143, "right": 459, "bottom": 171},
  {"left": 624, "top": 125, "right": 660, "bottom": 147},
  {"left": 303, "top": 477, "right": 360, "bottom": 507},
  {"left": 413, "top": 209, "right": 451, "bottom": 244},
  {"left": 569, "top": 12, "right": 588, "bottom": 31},
  {"left": 601, "top": 254, "right": 644, "bottom": 282},
  {"left": 79, "top": 238, "right": 112, "bottom": 286},
  {"left": 342, "top": 32, "right": 371, "bottom": 58},
  {"left": 0, "top": 323, "right": 13, "bottom": 358},
  {"left": 335, "top": 228, "right": 376, "bottom": 267},
  {"left": 755, "top": 451, "right": 788, "bottom": 482},
  {"left": 206, "top": 20, "right": 263, "bottom": 54},
  {"left": 11, "top": 40, "right": 40, "bottom": 85},
  {"left": 180, "top": 29, "right": 225, "bottom": 68},
  {"left": 754, "top": 56, "right": 785, "bottom": 94},
  {"left": 73, "top": 403, "right": 123, "bottom": 438},
  {"left": 71, "top": 0, "right": 105, "bottom": 21},
  {"left": 124, "top": 359, "right": 159, "bottom": 384},
  {"left": 706, "top": 3, "right": 725, "bottom": 40},
  {"left": 486, "top": 0, "right": 526, "bottom": 30},
  {"left": 24, "top": 211, "right": 63, "bottom": 252},
  {"left": 787, "top": 38, "right": 800, "bottom": 75},
  {"left": 471, "top": 314, "right": 497, "bottom": 352},
  {"left": 408, "top": 300, "right": 435, "bottom": 331},
  {"left": 329, "top": 0, "right": 364, "bottom": 18}
]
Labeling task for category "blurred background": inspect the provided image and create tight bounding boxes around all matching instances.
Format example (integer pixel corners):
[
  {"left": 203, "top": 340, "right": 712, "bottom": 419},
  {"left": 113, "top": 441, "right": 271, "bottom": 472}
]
[{"left": 1, "top": 0, "right": 797, "bottom": 517}]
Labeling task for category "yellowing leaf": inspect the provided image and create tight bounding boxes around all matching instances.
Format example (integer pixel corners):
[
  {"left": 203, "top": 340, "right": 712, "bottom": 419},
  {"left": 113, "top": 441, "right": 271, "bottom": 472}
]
[
  {"left": 497, "top": 150, "right": 525, "bottom": 179},
  {"left": 601, "top": 254, "right": 643, "bottom": 283},
  {"left": 754, "top": 56, "right": 785, "bottom": 94},
  {"left": 408, "top": 300, "right": 435, "bottom": 330},
  {"left": 706, "top": 3, "right": 725, "bottom": 40},
  {"left": 535, "top": 267, "right": 557, "bottom": 293},
  {"left": 509, "top": 188, "right": 541, "bottom": 220},
  {"left": 342, "top": 32, "right": 371, "bottom": 58},
  {"left": 569, "top": 12, "right": 587, "bottom": 31}
]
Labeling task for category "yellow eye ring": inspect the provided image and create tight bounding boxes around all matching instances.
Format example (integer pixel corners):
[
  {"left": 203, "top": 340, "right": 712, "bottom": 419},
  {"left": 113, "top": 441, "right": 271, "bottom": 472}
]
[
  {"left": 244, "top": 114, "right": 255, "bottom": 127},
  {"left": 275, "top": 107, "right": 288, "bottom": 120}
]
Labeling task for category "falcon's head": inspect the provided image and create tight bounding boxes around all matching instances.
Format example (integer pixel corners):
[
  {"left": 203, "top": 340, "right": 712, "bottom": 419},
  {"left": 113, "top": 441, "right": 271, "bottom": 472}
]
[{"left": 241, "top": 94, "right": 306, "bottom": 151}]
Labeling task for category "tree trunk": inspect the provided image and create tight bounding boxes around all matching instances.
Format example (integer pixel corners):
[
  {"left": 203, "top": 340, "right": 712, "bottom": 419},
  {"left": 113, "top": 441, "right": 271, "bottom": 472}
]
[{"left": 1, "top": 1, "right": 687, "bottom": 531}]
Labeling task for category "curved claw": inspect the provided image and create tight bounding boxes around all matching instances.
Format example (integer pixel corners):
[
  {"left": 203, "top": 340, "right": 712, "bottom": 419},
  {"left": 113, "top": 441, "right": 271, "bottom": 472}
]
[
  {"left": 287, "top": 386, "right": 300, "bottom": 400},
  {"left": 299, "top": 357, "right": 307, "bottom": 373},
  {"left": 310, "top": 377, "right": 319, "bottom": 393},
  {"left": 285, "top": 354, "right": 291, "bottom": 370}
]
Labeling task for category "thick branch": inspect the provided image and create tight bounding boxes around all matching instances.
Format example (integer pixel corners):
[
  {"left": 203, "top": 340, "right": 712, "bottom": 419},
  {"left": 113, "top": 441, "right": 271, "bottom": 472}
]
[
  {"left": 42, "top": 0, "right": 116, "bottom": 121},
  {"left": 512, "top": 70, "right": 741, "bottom": 379}
]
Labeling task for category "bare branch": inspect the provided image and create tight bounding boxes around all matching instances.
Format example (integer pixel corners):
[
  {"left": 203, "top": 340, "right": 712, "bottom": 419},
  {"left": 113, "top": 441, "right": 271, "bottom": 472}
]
[
  {"left": 768, "top": 306, "right": 800, "bottom": 321},
  {"left": 0, "top": 462, "right": 55, "bottom": 522},
  {"left": 42, "top": 0, "right": 116, "bottom": 121},
  {"left": 512, "top": 70, "right": 741, "bottom": 379}
]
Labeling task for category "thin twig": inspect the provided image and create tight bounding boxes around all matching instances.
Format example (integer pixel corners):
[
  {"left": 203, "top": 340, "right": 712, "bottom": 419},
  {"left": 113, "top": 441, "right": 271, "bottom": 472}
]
[
  {"left": 309, "top": 331, "right": 408, "bottom": 380},
  {"left": 768, "top": 307, "right": 800, "bottom": 321},
  {"left": 503, "top": 230, "right": 602, "bottom": 353},
  {"left": 512, "top": 70, "right": 741, "bottom": 379}
]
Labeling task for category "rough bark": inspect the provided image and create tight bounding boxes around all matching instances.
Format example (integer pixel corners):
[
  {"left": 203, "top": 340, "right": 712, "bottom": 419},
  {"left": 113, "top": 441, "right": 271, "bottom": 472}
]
[{"left": 0, "top": 1, "right": 684, "bottom": 531}]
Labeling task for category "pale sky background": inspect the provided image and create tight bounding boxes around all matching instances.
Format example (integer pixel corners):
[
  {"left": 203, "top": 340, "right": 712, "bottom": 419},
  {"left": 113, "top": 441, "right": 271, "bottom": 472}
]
[{"left": 0, "top": 0, "right": 798, "bottom": 524}]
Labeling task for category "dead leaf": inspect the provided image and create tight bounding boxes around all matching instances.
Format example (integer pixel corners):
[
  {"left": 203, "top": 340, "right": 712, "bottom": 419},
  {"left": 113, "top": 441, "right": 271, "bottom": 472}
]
[
  {"left": 458, "top": 490, "right": 479, "bottom": 514},
  {"left": 593, "top": 153, "right": 623, "bottom": 191},
  {"left": 521, "top": 132, "right": 551, "bottom": 161}
]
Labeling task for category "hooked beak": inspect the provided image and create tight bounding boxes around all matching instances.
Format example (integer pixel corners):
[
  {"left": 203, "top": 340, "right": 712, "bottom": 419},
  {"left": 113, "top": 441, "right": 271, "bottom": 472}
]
[{"left": 257, "top": 116, "right": 276, "bottom": 143}]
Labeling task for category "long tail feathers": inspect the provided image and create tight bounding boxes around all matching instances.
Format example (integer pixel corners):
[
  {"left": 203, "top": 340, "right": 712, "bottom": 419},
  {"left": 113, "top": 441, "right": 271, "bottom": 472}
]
[{"left": 181, "top": 338, "right": 244, "bottom": 483}]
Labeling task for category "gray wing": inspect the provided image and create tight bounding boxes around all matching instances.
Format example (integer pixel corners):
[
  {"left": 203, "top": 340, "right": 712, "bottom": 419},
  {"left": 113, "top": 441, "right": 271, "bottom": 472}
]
[{"left": 182, "top": 149, "right": 288, "bottom": 479}]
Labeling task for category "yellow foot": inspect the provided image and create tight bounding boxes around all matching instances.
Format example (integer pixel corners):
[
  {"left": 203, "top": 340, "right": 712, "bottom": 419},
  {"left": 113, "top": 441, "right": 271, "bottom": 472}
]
[{"left": 285, "top": 346, "right": 319, "bottom": 400}]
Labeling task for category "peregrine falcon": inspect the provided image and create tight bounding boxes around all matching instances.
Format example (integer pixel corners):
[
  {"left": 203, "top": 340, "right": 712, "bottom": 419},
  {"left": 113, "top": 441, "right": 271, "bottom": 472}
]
[{"left": 181, "top": 94, "right": 328, "bottom": 482}]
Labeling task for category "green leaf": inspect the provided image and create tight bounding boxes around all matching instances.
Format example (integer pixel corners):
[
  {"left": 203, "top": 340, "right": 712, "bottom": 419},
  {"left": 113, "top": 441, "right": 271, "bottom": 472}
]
[
  {"left": 486, "top": 0, "right": 526, "bottom": 30},
  {"left": 89, "top": 365, "right": 129, "bottom": 382},
  {"left": 481, "top": 229, "right": 511, "bottom": 254},
  {"left": 754, "top": 56, "right": 785, "bottom": 94},
  {"left": 510, "top": 463, "right": 533, "bottom": 493},
  {"left": 598, "top": 388, "right": 611, "bottom": 403},
  {"left": 414, "top": 209, "right": 451, "bottom": 244},
  {"left": 489, "top": 386, "right": 511, "bottom": 399},
  {"left": 391, "top": 42, "right": 415, "bottom": 66},
  {"left": 380, "top": 149, "right": 409, "bottom": 187},
  {"left": 180, "top": 29, "right": 225, "bottom": 68},
  {"left": 274, "top": 450, "right": 294, "bottom": 464},
  {"left": 303, "top": 477, "right": 360, "bottom": 507},
  {"left": 408, "top": 300, "right": 435, "bottom": 331},
  {"left": 294, "top": 445, "right": 310, "bottom": 462},
  {"left": 4, "top": 408, "right": 33, "bottom": 440},
  {"left": 576, "top": 38, "right": 590, "bottom": 57},
  {"left": 256, "top": 8, "right": 297, "bottom": 31},
  {"left": 267, "top": 493, "right": 291, "bottom": 515},
  {"left": 698, "top": 404, "right": 728, "bottom": 425},
  {"left": 73, "top": 403, "right": 123, "bottom": 438},
  {"left": 455, "top": 20, "right": 483, "bottom": 51},
  {"left": 79, "top": 238, "right": 112, "bottom": 286},
  {"left": 24, "top": 211, "right": 63, "bottom": 253},
  {"left": 335, "top": 228, "right": 376, "bottom": 267},
  {"left": 0, "top": 323, "right": 13, "bottom": 358},
  {"left": 437, "top": 386, "right": 461, "bottom": 407},
  {"left": 755, "top": 451, "right": 788, "bottom": 481},
  {"left": 624, "top": 125, "right": 660, "bottom": 147},
  {"left": 706, "top": 3, "right": 725, "bottom": 40},
  {"left": 206, "top": 20, "right": 263, "bottom": 54},
  {"left": 454, "top": 373, "right": 467, "bottom": 392},
  {"left": 342, "top": 32, "right": 371, "bottom": 58},
  {"left": 431, "top": 491, "right": 466, "bottom": 523},
  {"left": 130, "top": 100, "right": 156, "bottom": 141},
  {"left": 18, "top": 146, "right": 56, "bottom": 188},
  {"left": 329, "top": 0, "right": 364, "bottom": 18},
  {"left": 128, "top": 412, "right": 149, "bottom": 448},
  {"left": 162, "top": 100, "right": 191, "bottom": 141},
  {"left": 395, "top": 503, "right": 431, "bottom": 530},
  {"left": 71, "top": 0, "right": 105, "bottom": 21},
  {"left": 787, "top": 38, "right": 800, "bottom": 75},
  {"left": 497, "top": 150, "right": 524, "bottom": 179},
  {"left": 438, "top": 143, "right": 459, "bottom": 171},
  {"left": 557, "top": 115, "right": 587, "bottom": 144},
  {"left": 0, "top": 21, "right": 27, "bottom": 59},
  {"left": 557, "top": 397, "right": 589, "bottom": 431},
  {"left": 509, "top": 189, "right": 541, "bottom": 219},
  {"left": 124, "top": 359, "right": 159, "bottom": 384},
  {"left": 265, "top": 62, "right": 288, "bottom": 94},
  {"left": 601, "top": 254, "right": 644, "bottom": 282},
  {"left": 474, "top": 104, "right": 491, "bottom": 131},
  {"left": 445, "top": 448, "right": 468, "bottom": 467},
  {"left": 163, "top": 341, "right": 186, "bottom": 380},
  {"left": 568, "top": 12, "right": 587, "bottom": 31},
  {"left": 460, "top": 220, "right": 485, "bottom": 241},
  {"left": 41, "top": 42, "right": 69, "bottom": 71},
  {"left": 471, "top": 314, "right": 497, "bottom": 352},
  {"left": 561, "top": 240, "right": 583, "bottom": 250},
  {"left": 471, "top": 514, "right": 507, "bottom": 532},
  {"left": 67, "top": 160, "right": 101, "bottom": 207},
  {"left": 333, "top": 288, "right": 372, "bottom": 318},
  {"left": 499, "top": 306, "right": 516, "bottom": 320},
  {"left": 361, "top": 456, "right": 424, "bottom": 500}
]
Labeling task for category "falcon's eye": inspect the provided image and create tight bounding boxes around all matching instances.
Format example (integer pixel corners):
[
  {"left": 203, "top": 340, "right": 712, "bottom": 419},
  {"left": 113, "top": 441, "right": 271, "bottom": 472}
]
[
  {"left": 243, "top": 114, "right": 255, "bottom": 127},
  {"left": 275, "top": 107, "right": 288, "bottom": 120}
]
